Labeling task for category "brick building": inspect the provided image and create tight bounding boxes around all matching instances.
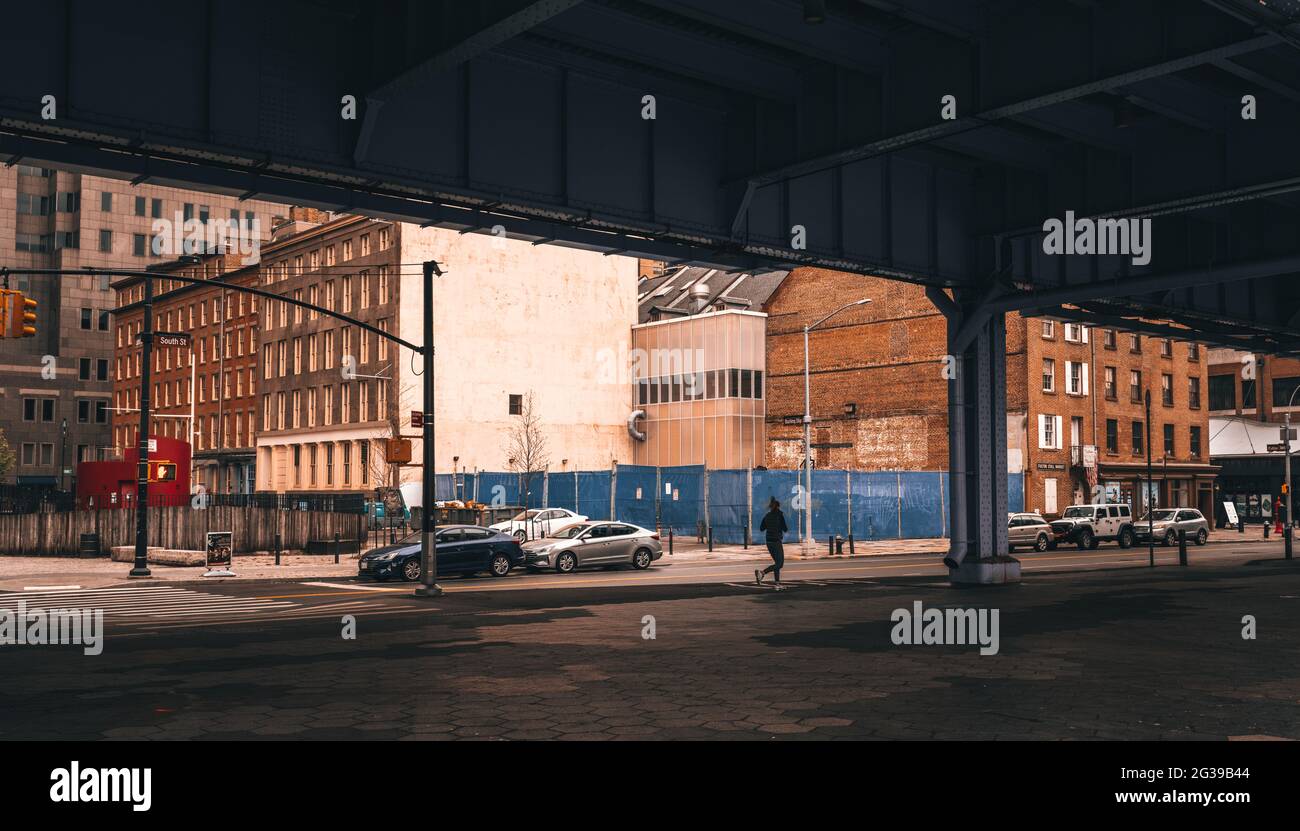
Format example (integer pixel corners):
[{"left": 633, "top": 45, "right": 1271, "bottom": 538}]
[
  {"left": 110, "top": 252, "right": 261, "bottom": 493},
  {"left": 0, "top": 161, "right": 286, "bottom": 490},
  {"left": 1208, "top": 349, "right": 1300, "bottom": 420},
  {"left": 254, "top": 214, "right": 640, "bottom": 495},
  {"left": 764, "top": 268, "right": 1216, "bottom": 519}
]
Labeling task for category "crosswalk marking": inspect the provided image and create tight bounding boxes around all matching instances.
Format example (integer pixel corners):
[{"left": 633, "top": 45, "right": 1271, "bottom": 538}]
[{"left": 0, "top": 586, "right": 298, "bottom": 620}]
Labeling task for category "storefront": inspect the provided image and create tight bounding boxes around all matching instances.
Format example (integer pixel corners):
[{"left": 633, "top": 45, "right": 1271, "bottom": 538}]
[
  {"left": 1097, "top": 461, "right": 1219, "bottom": 522},
  {"left": 1209, "top": 416, "right": 1298, "bottom": 526}
]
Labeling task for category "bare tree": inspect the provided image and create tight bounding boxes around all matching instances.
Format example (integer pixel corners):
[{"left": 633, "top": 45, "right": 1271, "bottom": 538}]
[
  {"left": 0, "top": 428, "right": 14, "bottom": 479},
  {"left": 505, "top": 391, "right": 550, "bottom": 515}
]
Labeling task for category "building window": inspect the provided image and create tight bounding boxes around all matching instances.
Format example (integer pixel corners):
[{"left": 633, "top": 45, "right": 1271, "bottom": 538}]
[
  {"left": 1041, "top": 358, "right": 1055, "bottom": 392},
  {"left": 1038, "top": 414, "right": 1061, "bottom": 450},
  {"left": 80, "top": 308, "right": 92, "bottom": 330},
  {"left": 1104, "top": 366, "right": 1117, "bottom": 400},
  {"left": 1103, "top": 329, "right": 1116, "bottom": 350},
  {"left": 1130, "top": 333, "right": 1141, "bottom": 353},
  {"left": 1161, "top": 373, "right": 1173, "bottom": 406},
  {"left": 1041, "top": 320, "right": 1054, "bottom": 340},
  {"left": 1190, "top": 426, "right": 1202, "bottom": 458},
  {"left": 1064, "top": 323, "right": 1085, "bottom": 343},
  {"left": 1130, "top": 370, "right": 1142, "bottom": 403},
  {"left": 1188, "top": 376, "right": 1201, "bottom": 409},
  {"left": 1209, "top": 374, "right": 1236, "bottom": 411},
  {"left": 1065, "top": 361, "right": 1086, "bottom": 396},
  {"left": 133, "top": 234, "right": 146, "bottom": 256},
  {"left": 1105, "top": 419, "right": 1118, "bottom": 454},
  {"left": 509, "top": 394, "right": 523, "bottom": 415},
  {"left": 1189, "top": 343, "right": 1200, "bottom": 361},
  {"left": 1163, "top": 424, "right": 1175, "bottom": 456},
  {"left": 1132, "top": 421, "right": 1144, "bottom": 456},
  {"left": 1272, "top": 376, "right": 1300, "bottom": 410},
  {"left": 1160, "top": 338, "right": 1172, "bottom": 357}
]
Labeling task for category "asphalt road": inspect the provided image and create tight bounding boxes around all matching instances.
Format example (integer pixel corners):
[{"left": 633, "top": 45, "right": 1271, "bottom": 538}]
[{"left": 3, "top": 535, "right": 1298, "bottom": 740}]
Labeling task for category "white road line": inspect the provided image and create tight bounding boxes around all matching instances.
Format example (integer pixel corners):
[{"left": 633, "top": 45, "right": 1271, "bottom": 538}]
[
  {"left": 299, "top": 581, "right": 405, "bottom": 592},
  {"left": 22, "top": 585, "right": 82, "bottom": 591}
]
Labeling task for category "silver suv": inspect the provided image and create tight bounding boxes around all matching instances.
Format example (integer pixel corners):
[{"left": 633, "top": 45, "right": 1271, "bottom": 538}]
[
  {"left": 1135, "top": 508, "right": 1210, "bottom": 546},
  {"left": 1049, "top": 504, "right": 1136, "bottom": 550},
  {"left": 1007, "top": 512, "right": 1053, "bottom": 552}
]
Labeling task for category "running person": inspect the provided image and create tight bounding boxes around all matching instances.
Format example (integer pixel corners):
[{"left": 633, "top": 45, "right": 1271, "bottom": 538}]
[{"left": 756, "top": 498, "right": 788, "bottom": 589}]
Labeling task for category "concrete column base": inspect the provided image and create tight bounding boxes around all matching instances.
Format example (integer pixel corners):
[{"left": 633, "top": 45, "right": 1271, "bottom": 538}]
[{"left": 949, "top": 555, "right": 1021, "bottom": 585}]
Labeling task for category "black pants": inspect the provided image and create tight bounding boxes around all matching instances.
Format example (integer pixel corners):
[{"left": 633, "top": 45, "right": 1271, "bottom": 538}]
[{"left": 763, "top": 540, "right": 784, "bottom": 580}]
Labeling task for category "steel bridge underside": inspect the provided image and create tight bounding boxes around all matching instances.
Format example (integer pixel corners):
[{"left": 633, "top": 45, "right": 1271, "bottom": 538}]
[{"left": 4, "top": 0, "right": 1300, "bottom": 563}]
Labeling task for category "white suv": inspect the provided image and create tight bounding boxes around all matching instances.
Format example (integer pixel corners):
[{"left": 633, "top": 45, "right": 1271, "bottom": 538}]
[{"left": 1049, "top": 504, "right": 1136, "bottom": 550}]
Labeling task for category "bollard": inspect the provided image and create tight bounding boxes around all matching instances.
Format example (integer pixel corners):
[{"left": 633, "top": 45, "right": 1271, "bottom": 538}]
[
  {"left": 334, "top": 531, "right": 340, "bottom": 564},
  {"left": 707, "top": 526, "right": 713, "bottom": 552},
  {"left": 668, "top": 527, "right": 674, "bottom": 556},
  {"left": 274, "top": 533, "right": 281, "bottom": 566},
  {"left": 848, "top": 533, "right": 855, "bottom": 555},
  {"left": 828, "top": 535, "right": 835, "bottom": 556},
  {"left": 1264, "top": 522, "right": 1270, "bottom": 539},
  {"left": 743, "top": 525, "right": 749, "bottom": 549},
  {"left": 1239, "top": 519, "right": 1245, "bottom": 534},
  {"left": 835, "top": 535, "right": 845, "bottom": 555},
  {"left": 1178, "top": 529, "right": 1187, "bottom": 567},
  {"left": 1287, "top": 526, "right": 1294, "bottom": 560}
]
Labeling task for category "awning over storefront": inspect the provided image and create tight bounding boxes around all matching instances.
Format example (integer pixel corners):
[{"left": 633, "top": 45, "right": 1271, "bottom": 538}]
[{"left": 16, "top": 475, "right": 58, "bottom": 486}]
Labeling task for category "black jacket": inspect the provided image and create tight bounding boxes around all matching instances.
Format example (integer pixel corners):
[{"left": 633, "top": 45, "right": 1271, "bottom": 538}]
[{"left": 759, "top": 508, "right": 788, "bottom": 542}]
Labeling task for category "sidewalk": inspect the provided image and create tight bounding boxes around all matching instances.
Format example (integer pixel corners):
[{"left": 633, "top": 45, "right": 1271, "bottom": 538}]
[{"left": 664, "top": 537, "right": 949, "bottom": 562}]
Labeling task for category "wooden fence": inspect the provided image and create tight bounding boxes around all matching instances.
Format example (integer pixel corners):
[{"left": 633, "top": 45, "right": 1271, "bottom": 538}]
[{"left": 0, "top": 506, "right": 369, "bottom": 556}]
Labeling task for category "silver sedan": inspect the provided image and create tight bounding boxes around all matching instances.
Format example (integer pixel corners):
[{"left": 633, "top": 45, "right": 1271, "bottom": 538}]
[{"left": 522, "top": 522, "right": 663, "bottom": 573}]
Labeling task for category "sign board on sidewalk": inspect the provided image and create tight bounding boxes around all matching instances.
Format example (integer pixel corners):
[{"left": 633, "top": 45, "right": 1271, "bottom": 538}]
[
  {"left": 1268, "top": 443, "right": 1288, "bottom": 453},
  {"left": 1223, "top": 501, "right": 1239, "bottom": 527},
  {"left": 411, "top": 411, "right": 424, "bottom": 428},
  {"left": 204, "top": 531, "right": 234, "bottom": 576}
]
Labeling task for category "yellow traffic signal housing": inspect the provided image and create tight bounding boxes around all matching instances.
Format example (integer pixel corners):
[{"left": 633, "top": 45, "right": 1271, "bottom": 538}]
[{"left": 2, "top": 290, "right": 36, "bottom": 338}]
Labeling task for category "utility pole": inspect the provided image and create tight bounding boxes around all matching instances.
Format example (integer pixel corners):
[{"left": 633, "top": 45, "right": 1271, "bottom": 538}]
[
  {"left": 1286, "top": 412, "right": 1293, "bottom": 559},
  {"left": 415, "top": 261, "right": 442, "bottom": 598},
  {"left": 1145, "top": 389, "right": 1153, "bottom": 568},
  {"left": 131, "top": 273, "right": 154, "bottom": 578}
]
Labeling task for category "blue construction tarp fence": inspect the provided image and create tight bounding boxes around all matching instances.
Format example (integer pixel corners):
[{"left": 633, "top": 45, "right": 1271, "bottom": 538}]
[{"left": 443, "top": 467, "right": 1024, "bottom": 543}]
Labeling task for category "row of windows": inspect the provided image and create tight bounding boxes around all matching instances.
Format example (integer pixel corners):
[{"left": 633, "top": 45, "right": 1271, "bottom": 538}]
[
  {"left": 1102, "top": 420, "right": 1203, "bottom": 458},
  {"left": 261, "top": 229, "right": 390, "bottom": 286},
  {"left": 1043, "top": 361, "right": 1203, "bottom": 408},
  {"left": 262, "top": 269, "right": 390, "bottom": 330},
  {"left": 1208, "top": 375, "right": 1300, "bottom": 412},
  {"left": 263, "top": 381, "right": 389, "bottom": 432},
  {"left": 1040, "top": 321, "right": 1201, "bottom": 360},
  {"left": 280, "top": 440, "right": 372, "bottom": 488},
  {"left": 22, "top": 397, "right": 109, "bottom": 424},
  {"left": 636, "top": 369, "right": 764, "bottom": 405}
]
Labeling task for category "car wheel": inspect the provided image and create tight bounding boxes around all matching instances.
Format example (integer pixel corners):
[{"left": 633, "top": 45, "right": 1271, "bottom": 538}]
[
  {"left": 1034, "top": 533, "right": 1050, "bottom": 553},
  {"left": 1077, "top": 530, "right": 1093, "bottom": 551},
  {"left": 1163, "top": 531, "right": 1176, "bottom": 547},
  {"left": 489, "top": 552, "right": 512, "bottom": 577},
  {"left": 1118, "top": 528, "right": 1135, "bottom": 549},
  {"left": 1088, "top": 535, "right": 1100, "bottom": 550},
  {"left": 555, "top": 552, "right": 577, "bottom": 574},
  {"left": 1195, "top": 528, "right": 1208, "bottom": 546},
  {"left": 513, "top": 530, "right": 527, "bottom": 543},
  {"left": 402, "top": 559, "right": 421, "bottom": 582},
  {"left": 632, "top": 548, "right": 653, "bottom": 570}
]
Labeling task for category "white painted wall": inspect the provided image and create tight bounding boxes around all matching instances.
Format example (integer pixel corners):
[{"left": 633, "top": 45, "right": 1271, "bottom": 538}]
[{"left": 396, "top": 226, "right": 638, "bottom": 481}]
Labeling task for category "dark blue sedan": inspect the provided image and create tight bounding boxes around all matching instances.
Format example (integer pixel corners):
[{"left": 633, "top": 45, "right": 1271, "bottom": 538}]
[{"left": 358, "top": 525, "right": 524, "bottom": 581}]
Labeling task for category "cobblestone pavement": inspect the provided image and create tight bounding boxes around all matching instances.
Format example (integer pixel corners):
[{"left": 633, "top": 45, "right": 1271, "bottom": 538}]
[{"left": 2, "top": 556, "right": 1298, "bottom": 740}]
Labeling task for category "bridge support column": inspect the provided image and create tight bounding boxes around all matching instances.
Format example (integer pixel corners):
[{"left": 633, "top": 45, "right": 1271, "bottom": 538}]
[{"left": 927, "top": 288, "right": 1019, "bottom": 586}]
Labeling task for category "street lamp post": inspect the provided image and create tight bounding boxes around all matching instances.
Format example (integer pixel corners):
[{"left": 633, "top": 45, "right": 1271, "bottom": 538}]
[
  {"left": 802, "top": 298, "right": 871, "bottom": 554},
  {"left": 60, "top": 417, "right": 67, "bottom": 493},
  {"left": 131, "top": 272, "right": 155, "bottom": 578},
  {"left": 415, "top": 261, "right": 443, "bottom": 598},
  {"left": 1145, "top": 389, "right": 1154, "bottom": 568},
  {"left": 1283, "top": 385, "right": 1300, "bottom": 559}
]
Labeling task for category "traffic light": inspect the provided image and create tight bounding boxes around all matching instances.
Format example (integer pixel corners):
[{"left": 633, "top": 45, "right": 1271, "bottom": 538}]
[
  {"left": 150, "top": 461, "right": 177, "bottom": 482},
  {"left": 1, "top": 290, "right": 37, "bottom": 338}
]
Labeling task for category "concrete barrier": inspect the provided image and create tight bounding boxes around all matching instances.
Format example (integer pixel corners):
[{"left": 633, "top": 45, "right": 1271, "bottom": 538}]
[{"left": 109, "top": 546, "right": 205, "bottom": 566}]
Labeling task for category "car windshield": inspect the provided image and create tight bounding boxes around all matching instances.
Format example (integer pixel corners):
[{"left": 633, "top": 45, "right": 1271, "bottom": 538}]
[
  {"left": 551, "top": 524, "right": 591, "bottom": 539},
  {"left": 1142, "top": 510, "right": 1178, "bottom": 522},
  {"left": 1062, "top": 507, "right": 1094, "bottom": 518},
  {"left": 511, "top": 510, "right": 541, "bottom": 521}
]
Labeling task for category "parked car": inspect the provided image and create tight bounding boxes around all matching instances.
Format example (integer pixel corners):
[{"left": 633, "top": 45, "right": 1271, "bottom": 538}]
[
  {"left": 358, "top": 525, "right": 524, "bottom": 581},
  {"left": 1049, "top": 503, "right": 1136, "bottom": 550},
  {"left": 521, "top": 522, "right": 663, "bottom": 573},
  {"left": 1007, "top": 512, "right": 1054, "bottom": 552},
  {"left": 1134, "top": 508, "right": 1210, "bottom": 546},
  {"left": 489, "top": 507, "right": 587, "bottom": 542}
]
